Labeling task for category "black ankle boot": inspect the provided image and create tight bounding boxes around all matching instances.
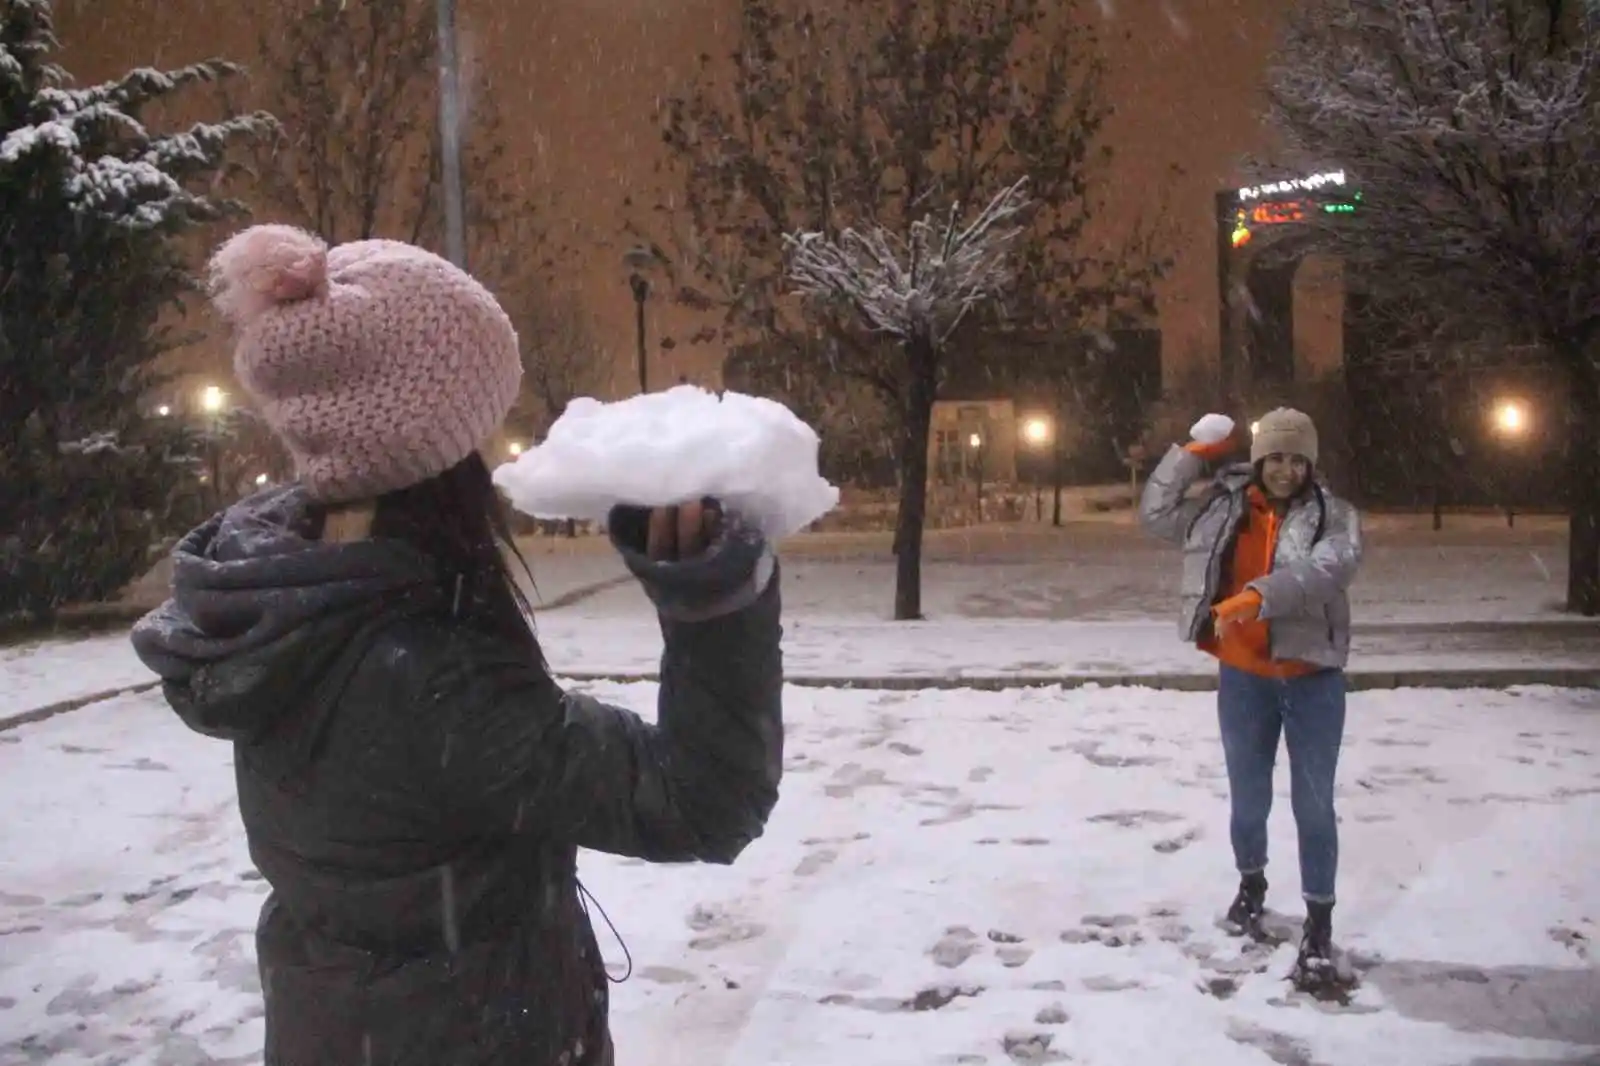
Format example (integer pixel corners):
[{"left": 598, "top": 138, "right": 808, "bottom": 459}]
[
  {"left": 1299, "top": 900, "right": 1334, "bottom": 964},
  {"left": 1225, "top": 871, "right": 1268, "bottom": 931},
  {"left": 1292, "top": 900, "right": 1349, "bottom": 995}
]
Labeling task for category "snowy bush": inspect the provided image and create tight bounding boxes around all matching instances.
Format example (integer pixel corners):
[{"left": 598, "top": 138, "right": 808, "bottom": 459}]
[{"left": 0, "top": 0, "right": 274, "bottom": 623}]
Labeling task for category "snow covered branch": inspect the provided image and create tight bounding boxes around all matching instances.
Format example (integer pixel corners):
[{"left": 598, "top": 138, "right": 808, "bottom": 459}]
[
  {"left": 1263, "top": 0, "right": 1600, "bottom": 337},
  {"left": 783, "top": 178, "right": 1032, "bottom": 346},
  {"left": 0, "top": 58, "right": 273, "bottom": 230}
]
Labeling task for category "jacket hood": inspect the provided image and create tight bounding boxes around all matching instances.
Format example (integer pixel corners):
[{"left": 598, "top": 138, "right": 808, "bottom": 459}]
[{"left": 131, "top": 485, "right": 441, "bottom": 744}]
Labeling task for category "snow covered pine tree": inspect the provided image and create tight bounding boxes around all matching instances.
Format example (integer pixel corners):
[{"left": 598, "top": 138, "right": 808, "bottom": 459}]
[
  {"left": 0, "top": 0, "right": 271, "bottom": 623},
  {"left": 785, "top": 178, "right": 1031, "bottom": 621}
]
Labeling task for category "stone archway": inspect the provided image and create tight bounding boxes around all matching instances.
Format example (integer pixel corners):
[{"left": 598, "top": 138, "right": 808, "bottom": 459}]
[{"left": 1213, "top": 174, "right": 1357, "bottom": 406}]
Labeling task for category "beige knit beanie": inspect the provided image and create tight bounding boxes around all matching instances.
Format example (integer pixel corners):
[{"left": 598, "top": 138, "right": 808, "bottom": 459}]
[
  {"left": 1251, "top": 407, "right": 1318, "bottom": 465},
  {"left": 207, "top": 225, "right": 522, "bottom": 503}
]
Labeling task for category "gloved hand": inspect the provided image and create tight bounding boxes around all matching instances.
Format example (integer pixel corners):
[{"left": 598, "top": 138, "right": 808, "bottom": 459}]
[
  {"left": 1212, "top": 588, "right": 1262, "bottom": 629},
  {"left": 607, "top": 499, "right": 771, "bottom": 620},
  {"left": 1186, "top": 413, "right": 1238, "bottom": 462}
]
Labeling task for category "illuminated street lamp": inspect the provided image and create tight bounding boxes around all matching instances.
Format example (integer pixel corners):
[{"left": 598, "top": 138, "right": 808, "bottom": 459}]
[
  {"left": 156, "top": 404, "right": 171, "bottom": 417},
  {"left": 1493, "top": 399, "right": 1526, "bottom": 436},
  {"left": 507, "top": 440, "right": 524, "bottom": 457},
  {"left": 968, "top": 432, "right": 985, "bottom": 517},
  {"left": 255, "top": 473, "right": 269, "bottom": 487},
  {"left": 198, "top": 385, "right": 227, "bottom": 508},
  {"left": 1019, "top": 417, "right": 1051, "bottom": 521},
  {"left": 1492, "top": 398, "right": 1529, "bottom": 527}
]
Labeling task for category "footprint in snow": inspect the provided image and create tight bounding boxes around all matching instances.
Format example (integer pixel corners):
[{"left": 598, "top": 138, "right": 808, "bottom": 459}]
[
  {"left": 794, "top": 847, "right": 838, "bottom": 877},
  {"left": 684, "top": 903, "right": 765, "bottom": 950},
  {"left": 929, "top": 927, "right": 983, "bottom": 969},
  {"left": 638, "top": 965, "right": 697, "bottom": 985},
  {"left": 824, "top": 763, "right": 890, "bottom": 799},
  {"left": 1082, "top": 975, "right": 1143, "bottom": 992},
  {"left": 1153, "top": 826, "right": 1201, "bottom": 853},
  {"left": 1002, "top": 1030, "right": 1065, "bottom": 1063},
  {"left": 1087, "top": 810, "right": 1183, "bottom": 829},
  {"left": 1061, "top": 914, "right": 1144, "bottom": 948},
  {"left": 822, "top": 984, "right": 983, "bottom": 1013},
  {"left": 996, "top": 945, "right": 1033, "bottom": 968}
]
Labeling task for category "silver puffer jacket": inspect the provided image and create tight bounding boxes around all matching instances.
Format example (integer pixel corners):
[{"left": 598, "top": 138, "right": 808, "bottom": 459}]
[{"left": 1138, "top": 445, "right": 1364, "bottom": 669}]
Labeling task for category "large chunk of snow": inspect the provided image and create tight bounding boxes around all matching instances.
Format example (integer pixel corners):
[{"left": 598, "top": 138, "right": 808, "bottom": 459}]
[
  {"left": 1189, "top": 413, "right": 1235, "bottom": 445},
  {"left": 493, "top": 385, "right": 840, "bottom": 539}
]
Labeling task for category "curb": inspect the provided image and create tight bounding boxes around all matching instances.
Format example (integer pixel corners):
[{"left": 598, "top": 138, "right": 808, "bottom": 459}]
[
  {"left": 534, "top": 575, "right": 632, "bottom": 611},
  {"left": 559, "top": 667, "right": 1600, "bottom": 693},
  {"left": 1, "top": 680, "right": 162, "bottom": 733},
  {"left": 6, "top": 668, "right": 1596, "bottom": 738}
]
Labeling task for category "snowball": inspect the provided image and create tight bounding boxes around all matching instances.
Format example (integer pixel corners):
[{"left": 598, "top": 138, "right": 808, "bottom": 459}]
[
  {"left": 493, "top": 385, "right": 840, "bottom": 540},
  {"left": 1189, "top": 413, "right": 1235, "bottom": 445}
]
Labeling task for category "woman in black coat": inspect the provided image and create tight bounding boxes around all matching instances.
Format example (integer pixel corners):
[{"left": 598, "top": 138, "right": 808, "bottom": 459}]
[{"left": 132, "top": 225, "right": 784, "bottom": 1065}]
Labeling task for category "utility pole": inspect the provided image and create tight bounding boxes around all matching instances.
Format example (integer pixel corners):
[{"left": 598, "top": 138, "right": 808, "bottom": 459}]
[{"left": 436, "top": 0, "right": 467, "bottom": 269}]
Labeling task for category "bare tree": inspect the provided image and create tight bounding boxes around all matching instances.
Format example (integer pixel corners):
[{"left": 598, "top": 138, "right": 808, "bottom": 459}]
[
  {"left": 786, "top": 180, "right": 1031, "bottom": 618},
  {"left": 510, "top": 295, "right": 611, "bottom": 439},
  {"left": 649, "top": 0, "right": 1170, "bottom": 618},
  {"left": 249, "top": 0, "right": 521, "bottom": 256},
  {"left": 250, "top": 0, "right": 433, "bottom": 243},
  {"left": 1264, "top": 0, "right": 1600, "bottom": 613}
]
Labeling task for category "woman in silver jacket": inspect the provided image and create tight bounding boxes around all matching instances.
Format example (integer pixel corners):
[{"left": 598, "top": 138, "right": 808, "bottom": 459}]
[{"left": 1138, "top": 407, "right": 1363, "bottom": 993}]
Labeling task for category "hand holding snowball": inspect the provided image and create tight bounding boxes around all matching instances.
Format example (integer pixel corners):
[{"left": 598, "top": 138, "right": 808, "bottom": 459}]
[
  {"left": 647, "top": 501, "right": 719, "bottom": 561},
  {"left": 1186, "top": 413, "right": 1239, "bottom": 462}
]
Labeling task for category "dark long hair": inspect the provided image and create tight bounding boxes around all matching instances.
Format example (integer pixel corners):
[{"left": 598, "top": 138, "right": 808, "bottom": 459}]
[{"left": 367, "top": 452, "right": 544, "bottom": 662}]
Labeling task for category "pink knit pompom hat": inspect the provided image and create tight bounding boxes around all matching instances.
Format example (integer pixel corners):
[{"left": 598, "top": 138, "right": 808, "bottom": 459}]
[{"left": 207, "top": 224, "right": 522, "bottom": 503}]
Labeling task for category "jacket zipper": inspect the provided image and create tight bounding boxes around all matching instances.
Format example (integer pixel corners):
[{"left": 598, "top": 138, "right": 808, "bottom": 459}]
[
  {"left": 1262, "top": 503, "right": 1280, "bottom": 659},
  {"left": 1196, "top": 493, "right": 1239, "bottom": 637}
]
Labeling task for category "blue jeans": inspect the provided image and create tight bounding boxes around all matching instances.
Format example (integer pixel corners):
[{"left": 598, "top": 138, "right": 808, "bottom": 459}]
[{"left": 1216, "top": 665, "right": 1346, "bottom": 903}]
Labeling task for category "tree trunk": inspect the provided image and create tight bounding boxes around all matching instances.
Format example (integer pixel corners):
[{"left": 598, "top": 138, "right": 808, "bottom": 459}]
[
  {"left": 1050, "top": 434, "right": 1064, "bottom": 527},
  {"left": 1562, "top": 347, "right": 1600, "bottom": 615},
  {"left": 892, "top": 347, "right": 937, "bottom": 621}
]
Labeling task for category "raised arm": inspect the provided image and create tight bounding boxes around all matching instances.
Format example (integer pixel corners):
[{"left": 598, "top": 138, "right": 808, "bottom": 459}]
[
  {"left": 1140, "top": 445, "right": 1215, "bottom": 545},
  {"left": 415, "top": 506, "right": 783, "bottom": 864}
]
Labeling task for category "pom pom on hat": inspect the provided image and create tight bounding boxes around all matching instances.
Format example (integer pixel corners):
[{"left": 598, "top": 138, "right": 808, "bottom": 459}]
[{"left": 208, "top": 224, "right": 329, "bottom": 327}]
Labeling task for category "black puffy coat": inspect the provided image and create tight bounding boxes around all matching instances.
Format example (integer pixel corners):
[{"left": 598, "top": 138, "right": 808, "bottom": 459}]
[{"left": 131, "top": 487, "right": 784, "bottom": 1066}]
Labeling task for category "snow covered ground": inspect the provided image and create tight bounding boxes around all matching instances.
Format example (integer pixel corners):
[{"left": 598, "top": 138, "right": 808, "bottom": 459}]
[
  {"left": 5, "top": 516, "right": 1595, "bottom": 715},
  {"left": 7, "top": 614, "right": 1598, "bottom": 718},
  {"left": 2, "top": 683, "right": 1597, "bottom": 1065}
]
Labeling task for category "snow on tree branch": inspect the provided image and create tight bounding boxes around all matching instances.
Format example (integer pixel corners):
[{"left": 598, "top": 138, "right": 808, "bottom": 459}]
[
  {"left": 0, "top": 52, "right": 273, "bottom": 231},
  {"left": 783, "top": 178, "right": 1032, "bottom": 346},
  {"left": 1262, "top": 0, "right": 1600, "bottom": 335}
]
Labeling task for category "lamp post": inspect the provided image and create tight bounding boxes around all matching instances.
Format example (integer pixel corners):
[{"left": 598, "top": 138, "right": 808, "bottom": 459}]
[
  {"left": 1021, "top": 416, "right": 1051, "bottom": 521},
  {"left": 435, "top": 0, "right": 467, "bottom": 269},
  {"left": 1492, "top": 398, "right": 1528, "bottom": 527},
  {"left": 623, "top": 246, "right": 657, "bottom": 394},
  {"left": 199, "top": 385, "right": 227, "bottom": 507},
  {"left": 968, "top": 431, "right": 985, "bottom": 520}
]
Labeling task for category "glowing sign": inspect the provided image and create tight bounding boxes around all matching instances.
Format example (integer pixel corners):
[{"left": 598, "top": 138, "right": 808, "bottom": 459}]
[
  {"left": 1238, "top": 169, "right": 1346, "bottom": 201},
  {"left": 1230, "top": 194, "right": 1359, "bottom": 247},
  {"left": 1251, "top": 201, "right": 1307, "bottom": 225}
]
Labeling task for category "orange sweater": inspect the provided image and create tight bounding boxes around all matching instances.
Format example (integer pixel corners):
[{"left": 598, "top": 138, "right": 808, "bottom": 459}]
[{"left": 1199, "top": 484, "right": 1316, "bottom": 679}]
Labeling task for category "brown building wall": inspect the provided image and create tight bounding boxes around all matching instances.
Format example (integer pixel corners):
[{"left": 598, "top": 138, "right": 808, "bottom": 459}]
[{"left": 57, "top": 1, "right": 1310, "bottom": 401}]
